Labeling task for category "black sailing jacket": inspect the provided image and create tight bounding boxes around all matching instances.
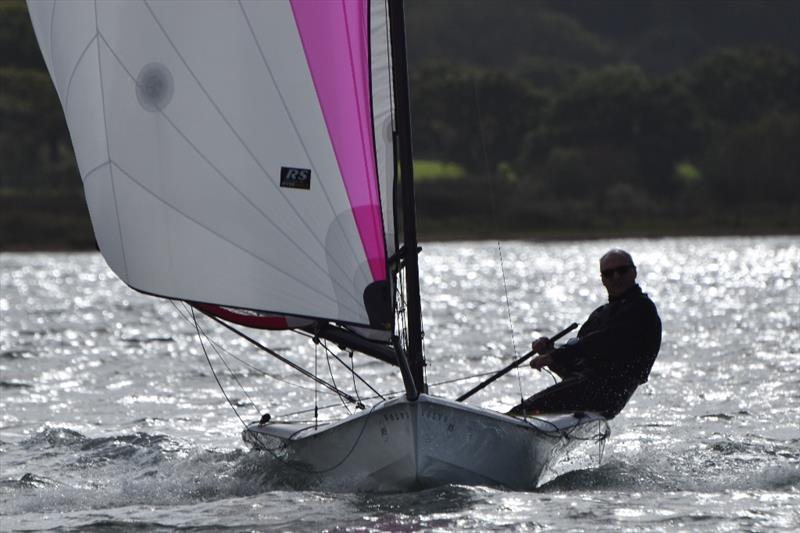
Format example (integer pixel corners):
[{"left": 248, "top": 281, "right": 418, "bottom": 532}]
[{"left": 551, "top": 284, "right": 662, "bottom": 386}]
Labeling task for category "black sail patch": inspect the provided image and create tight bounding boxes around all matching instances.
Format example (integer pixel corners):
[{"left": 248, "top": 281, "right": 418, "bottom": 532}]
[{"left": 280, "top": 167, "right": 311, "bottom": 189}]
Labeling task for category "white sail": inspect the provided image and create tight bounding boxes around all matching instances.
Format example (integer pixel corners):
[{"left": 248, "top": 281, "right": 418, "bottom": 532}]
[{"left": 27, "top": 0, "right": 396, "bottom": 329}]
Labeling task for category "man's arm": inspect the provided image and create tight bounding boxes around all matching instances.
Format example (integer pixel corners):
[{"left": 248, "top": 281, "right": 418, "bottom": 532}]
[{"left": 555, "top": 297, "right": 660, "bottom": 377}]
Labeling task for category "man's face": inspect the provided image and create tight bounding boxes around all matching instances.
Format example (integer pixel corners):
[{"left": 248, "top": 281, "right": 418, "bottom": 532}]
[{"left": 600, "top": 253, "right": 637, "bottom": 298}]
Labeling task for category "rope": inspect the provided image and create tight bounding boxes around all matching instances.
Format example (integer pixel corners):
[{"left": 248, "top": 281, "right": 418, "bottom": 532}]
[
  {"left": 201, "top": 311, "right": 358, "bottom": 404},
  {"left": 321, "top": 338, "right": 351, "bottom": 415},
  {"left": 471, "top": 78, "right": 524, "bottom": 407},
  {"left": 171, "top": 301, "right": 318, "bottom": 394},
  {"left": 245, "top": 401, "right": 382, "bottom": 474},
  {"left": 349, "top": 350, "right": 362, "bottom": 407},
  {"left": 198, "top": 320, "right": 262, "bottom": 416},
  {"left": 428, "top": 369, "right": 496, "bottom": 388},
  {"left": 523, "top": 414, "right": 611, "bottom": 440},
  {"left": 269, "top": 367, "right": 499, "bottom": 420},
  {"left": 191, "top": 308, "right": 249, "bottom": 429},
  {"left": 314, "top": 337, "right": 319, "bottom": 428},
  {"left": 597, "top": 419, "right": 607, "bottom": 464},
  {"left": 296, "top": 329, "right": 385, "bottom": 401}
]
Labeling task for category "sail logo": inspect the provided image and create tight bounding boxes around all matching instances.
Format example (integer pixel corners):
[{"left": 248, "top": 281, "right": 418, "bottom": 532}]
[{"left": 280, "top": 167, "right": 311, "bottom": 190}]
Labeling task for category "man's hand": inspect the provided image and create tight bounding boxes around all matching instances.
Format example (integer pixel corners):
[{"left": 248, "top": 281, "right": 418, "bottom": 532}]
[
  {"left": 530, "top": 336, "right": 552, "bottom": 354},
  {"left": 529, "top": 336, "right": 554, "bottom": 370},
  {"left": 529, "top": 352, "right": 553, "bottom": 370}
]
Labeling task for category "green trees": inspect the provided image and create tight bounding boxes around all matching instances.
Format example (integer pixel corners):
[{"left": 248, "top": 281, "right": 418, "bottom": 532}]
[
  {"left": 411, "top": 63, "right": 548, "bottom": 173},
  {"left": 0, "top": 1, "right": 76, "bottom": 190},
  {"left": 690, "top": 48, "right": 800, "bottom": 210},
  {"left": 412, "top": 45, "right": 799, "bottom": 237},
  {"left": 0, "top": 1, "right": 88, "bottom": 249},
  {"left": 690, "top": 48, "right": 800, "bottom": 126},
  {"left": 1, "top": 0, "right": 798, "bottom": 246},
  {"left": 524, "top": 64, "right": 702, "bottom": 200},
  {"left": 703, "top": 112, "right": 800, "bottom": 206}
]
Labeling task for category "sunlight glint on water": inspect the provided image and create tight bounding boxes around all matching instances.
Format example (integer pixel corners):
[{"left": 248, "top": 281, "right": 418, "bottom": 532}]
[{"left": 1, "top": 236, "right": 798, "bottom": 531}]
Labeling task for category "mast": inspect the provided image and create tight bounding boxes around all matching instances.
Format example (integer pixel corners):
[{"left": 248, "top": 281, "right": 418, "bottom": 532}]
[{"left": 388, "top": 0, "right": 425, "bottom": 397}]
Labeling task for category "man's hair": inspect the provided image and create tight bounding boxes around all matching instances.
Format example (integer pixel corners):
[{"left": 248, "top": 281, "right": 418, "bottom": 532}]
[{"left": 600, "top": 249, "right": 635, "bottom": 267}]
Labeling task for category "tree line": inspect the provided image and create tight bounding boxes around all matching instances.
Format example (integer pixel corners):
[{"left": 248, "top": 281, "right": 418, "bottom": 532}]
[
  {"left": 1, "top": 0, "right": 798, "bottom": 248},
  {"left": 409, "top": 47, "right": 799, "bottom": 237}
]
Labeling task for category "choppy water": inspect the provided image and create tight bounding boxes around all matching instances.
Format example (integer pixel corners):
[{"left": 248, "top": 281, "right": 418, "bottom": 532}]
[{"left": 1, "top": 236, "right": 798, "bottom": 531}]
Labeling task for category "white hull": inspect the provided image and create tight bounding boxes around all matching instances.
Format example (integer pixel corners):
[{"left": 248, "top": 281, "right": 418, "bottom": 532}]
[{"left": 242, "top": 394, "right": 608, "bottom": 491}]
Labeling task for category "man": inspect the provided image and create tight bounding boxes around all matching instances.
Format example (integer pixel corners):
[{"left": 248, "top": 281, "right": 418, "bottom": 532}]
[{"left": 508, "top": 249, "right": 661, "bottom": 419}]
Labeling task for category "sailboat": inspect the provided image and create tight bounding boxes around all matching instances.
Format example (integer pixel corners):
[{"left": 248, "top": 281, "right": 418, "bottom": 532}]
[{"left": 27, "top": 0, "right": 608, "bottom": 491}]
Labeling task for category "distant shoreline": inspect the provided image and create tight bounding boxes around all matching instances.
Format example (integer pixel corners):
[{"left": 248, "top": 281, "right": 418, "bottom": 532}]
[
  {"left": 418, "top": 226, "right": 800, "bottom": 243},
  {"left": 3, "top": 227, "right": 797, "bottom": 253},
  {"left": 2, "top": 188, "right": 797, "bottom": 251}
]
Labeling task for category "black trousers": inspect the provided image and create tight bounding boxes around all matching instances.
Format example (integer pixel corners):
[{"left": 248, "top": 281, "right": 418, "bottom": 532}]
[{"left": 507, "top": 359, "right": 637, "bottom": 419}]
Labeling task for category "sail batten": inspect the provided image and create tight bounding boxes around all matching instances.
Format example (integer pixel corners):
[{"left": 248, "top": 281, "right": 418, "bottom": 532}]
[{"left": 28, "top": 0, "right": 398, "bottom": 329}]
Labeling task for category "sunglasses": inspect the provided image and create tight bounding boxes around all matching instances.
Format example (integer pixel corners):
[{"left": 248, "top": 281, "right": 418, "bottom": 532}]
[{"left": 601, "top": 265, "right": 634, "bottom": 278}]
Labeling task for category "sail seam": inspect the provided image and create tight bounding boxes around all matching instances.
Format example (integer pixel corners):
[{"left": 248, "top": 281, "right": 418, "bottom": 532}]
[
  {"left": 64, "top": 33, "right": 100, "bottom": 124},
  {"left": 109, "top": 160, "right": 347, "bottom": 313},
  {"left": 238, "top": 0, "right": 365, "bottom": 275},
  {"left": 382, "top": 0, "right": 401, "bottom": 267},
  {"left": 366, "top": 0, "right": 393, "bottom": 291},
  {"left": 94, "top": 0, "right": 129, "bottom": 280},
  {"left": 81, "top": 160, "right": 111, "bottom": 186},
  {"left": 141, "top": 0, "right": 366, "bottom": 312},
  {"left": 289, "top": 0, "right": 389, "bottom": 286},
  {"left": 96, "top": 30, "right": 364, "bottom": 318},
  {"left": 341, "top": 0, "right": 385, "bottom": 281}
]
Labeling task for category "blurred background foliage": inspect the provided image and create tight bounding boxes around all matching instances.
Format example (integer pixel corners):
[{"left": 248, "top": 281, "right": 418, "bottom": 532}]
[{"left": 1, "top": 0, "right": 798, "bottom": 248}]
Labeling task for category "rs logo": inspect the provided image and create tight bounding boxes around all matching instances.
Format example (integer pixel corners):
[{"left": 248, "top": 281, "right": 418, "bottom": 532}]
[
  {"left": 280, "top": 167, "right": 311, "bottom": 189},
  {"left": 285, "top": 169, "right": 307, "bottom": 181}
]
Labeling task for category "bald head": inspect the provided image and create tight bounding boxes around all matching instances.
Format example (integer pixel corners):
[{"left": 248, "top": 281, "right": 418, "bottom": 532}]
[
  {"left": 600, "top": 249, "right": 637, "bottom": 298},
  {"left": 600, "top": 249, "right": 634, "bottom": 266}
]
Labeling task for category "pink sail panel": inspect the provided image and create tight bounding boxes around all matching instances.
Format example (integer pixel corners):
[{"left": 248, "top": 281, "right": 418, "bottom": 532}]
[{"left": 291, "top": 0, "right": 386, "bottom": 282}]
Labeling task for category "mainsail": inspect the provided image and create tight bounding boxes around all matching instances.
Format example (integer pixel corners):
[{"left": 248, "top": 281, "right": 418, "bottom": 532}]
[{"left": 27, "top": 0, "right": 399, "bottom": 332}]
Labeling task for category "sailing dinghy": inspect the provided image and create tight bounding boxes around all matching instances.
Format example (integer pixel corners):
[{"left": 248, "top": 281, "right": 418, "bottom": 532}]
[{"left": 28, "top": 0, "right": 608, "bottom": 490}]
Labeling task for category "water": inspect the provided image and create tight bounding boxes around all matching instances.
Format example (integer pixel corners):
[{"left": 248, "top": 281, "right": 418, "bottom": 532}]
[{"left": 1, "top": 236, "right": 798, "bottom": 531}]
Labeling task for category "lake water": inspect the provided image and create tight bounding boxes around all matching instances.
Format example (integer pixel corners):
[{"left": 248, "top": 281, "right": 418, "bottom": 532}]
[{"left": 1, "top": 236, "right": 798, "bottom": 531}]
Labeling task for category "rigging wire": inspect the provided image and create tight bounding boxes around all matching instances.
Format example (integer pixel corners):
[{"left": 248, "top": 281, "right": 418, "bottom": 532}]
[
  {"left": 171, "top": 301, "right": 319, "bottom": 394},
  {"left": 272, "top": 369, "right": 500, "bottom": 420},
  {"left": 202, "top": 311, "right": 358, "bottom": 404},
  {"left": 321, "top": 343, "right": 383, "bottom": 401},
  {"left": 349, "top": 350, "right": 361, "bottom": 407},
  {"left": 246, "top": 401, "right": 383, "bottom": 475},
  {"left": 396, "top": 266, "right": 409, "bottom": 354},
  {"left": 320, "top": 337, "right": 352, "bottom": 415},
  {"left": 314, "top": 336, "right": 319, "bottom": 428},
  {"left": 428, "top": 369, "right": 496, "bottom": 388},
  {"left": 294, "top": 329, "right": 385, "bottom": 400},
  {"left": 190, "top": 307, "right": 249, "bottom": 429},
  {"left": 471, "top": 78, "right": 525, "bottom": 406},
  {"left": 175, "top": 301, "right": 384, "bottom": 421},
  {"left": 179, "top": 295, "right": 547, "bottom": 424},
  {"left": 195, "top": 317, "right": 262, "bottom": 416},
  {"left": 274, "top": 367, "right": 503, "bottom": 419},
  {"left": 183, "top": 303, "right": 385, "bottom": 420}
]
